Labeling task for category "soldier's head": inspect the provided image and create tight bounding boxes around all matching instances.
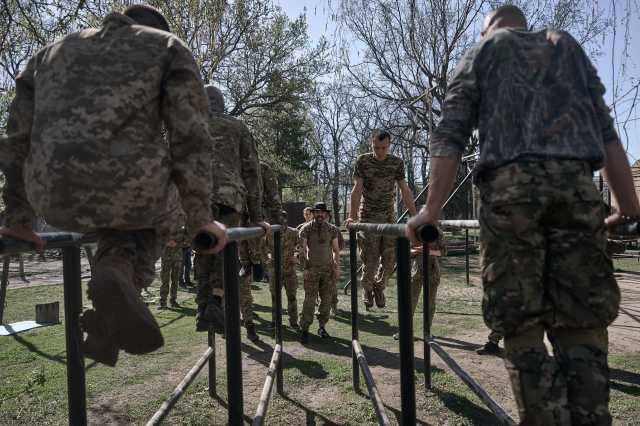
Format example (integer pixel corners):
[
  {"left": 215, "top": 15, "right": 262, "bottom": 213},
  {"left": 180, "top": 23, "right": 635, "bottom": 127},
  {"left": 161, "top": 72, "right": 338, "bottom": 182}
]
[
  {"left": 311, "top": 202, "right": 330, "bottom": 223},
  {"left": 205, "top": 85, "right": 225, "bottom": 114},
  {"left": 370, "top": 129, "right": 391, "bottom": 161},
  {"left": 280, "top": 210, "right": 288, "bottom": 227},
  {"left": 481, "top": 5, "right": 527, "bottom": 38},
  {"left": 124, "top": 4, "right": 170, "bottom": 32},
  {"left": 303, "top": 207, "right": 313, "bottom": 222}
]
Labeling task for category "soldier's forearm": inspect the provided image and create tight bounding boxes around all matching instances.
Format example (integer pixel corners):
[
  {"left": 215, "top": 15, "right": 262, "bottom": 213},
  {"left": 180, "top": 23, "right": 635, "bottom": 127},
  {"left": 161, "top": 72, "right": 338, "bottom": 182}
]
[{"left": 602, "top": 141, "right": 640, "bottom": 216}]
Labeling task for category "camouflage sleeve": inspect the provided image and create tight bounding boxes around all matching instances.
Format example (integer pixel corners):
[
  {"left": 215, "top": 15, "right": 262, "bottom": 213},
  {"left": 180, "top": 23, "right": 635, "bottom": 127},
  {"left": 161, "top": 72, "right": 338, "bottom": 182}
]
[
  {"left": 262, "top": 164, "right": 282, "bottom": 224},
  {"left": 161, "top": 38, "right": 213, "bottom": 236},
  {"left": 395, "top": 158, "right": 406, "bottom": 181},
  {"left": 353, "top": 155, "right": 364, "bottom": 179},
  {"left": 0, "top": 57, "right": 37, "bottom": 229},
  {"left": 241, "top": 128, "right": 263, "bottom": 223},
  {"left": 430, "top": 46, "right": 481, "bottom": 157},
  {"left": 578, "top": 43, "right": 619, "bottom": 145}
]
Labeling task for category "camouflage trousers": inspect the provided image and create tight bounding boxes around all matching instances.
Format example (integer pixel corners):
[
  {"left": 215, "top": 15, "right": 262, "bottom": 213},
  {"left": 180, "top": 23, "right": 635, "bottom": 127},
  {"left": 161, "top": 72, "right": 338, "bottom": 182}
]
[
  {"left": 477, "top": 160, "right": 619, "bottom": 425},
  {"left": 89, "top": 229, "right": 161, "bottom": 297},
  {"left": 160, "top": 246, "right": 183, "bottom": 304},
  {"left": 194, "top": 208, "right": 241, "bottom": 306},
  {"left": 300, "top": 265, "right": 333, "bottom": 331},
  {"left": 410, "top": 253, "right": 441, "bottom": 329},
  {"left": 358, "top": 230, "right": 395, "bottom": 292},
  {"left": 268, "top": 262, "right": 299, "bottom": 325}
]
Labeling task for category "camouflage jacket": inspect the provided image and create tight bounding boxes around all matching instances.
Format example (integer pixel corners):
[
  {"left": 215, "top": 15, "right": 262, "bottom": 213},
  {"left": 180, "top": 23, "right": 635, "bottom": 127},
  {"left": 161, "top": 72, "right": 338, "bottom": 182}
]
[
  {"left": 431, "top": 28, "right": 618, "bottom": 175},
  {"left": 209, "top": 113, "right": 263, "bottom": 222},
  {"left": 353, "top": 153, "right": 405, "bottom": 221},
  {"left": 0, "top": 13, "right": 212, "bottom": 235},
  {"left": 260, "top": 162, "right": 281, "bottom": 224}
]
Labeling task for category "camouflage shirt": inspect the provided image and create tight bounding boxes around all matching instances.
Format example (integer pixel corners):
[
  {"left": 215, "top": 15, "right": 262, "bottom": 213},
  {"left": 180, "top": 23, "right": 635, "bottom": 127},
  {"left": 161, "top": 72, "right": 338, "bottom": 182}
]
[
  {"left": 261, "top": 162, "right": 282, "bottom": 224},
  {"left": 431, "top": 28, "right": 618, "bottom": 174},
  {"left": 299, "top": 220, "right": 339, "bottom": 268},
  {"left": 209, "top": 113, "right": 263, "bottom": 222},
  {"left": 0, "top": 13, "right": 212, "bottom": 235},
  {"left": 353, "top": 153, "right": 405, "bottom": 221}
]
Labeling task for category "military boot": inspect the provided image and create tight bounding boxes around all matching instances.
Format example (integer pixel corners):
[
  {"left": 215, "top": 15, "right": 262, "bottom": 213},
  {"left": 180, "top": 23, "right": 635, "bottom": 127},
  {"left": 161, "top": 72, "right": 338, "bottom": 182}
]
[
  {"left": 196, "top": 297, "right": 225, "bottom": 334},
  {"left": 246, "top": 323, "right": 260, "bottom": 343},
  {"left": 373, "top": 288, "right": 386, "bottom": 308},
  {"left": 363, "top": 289, "right": 374, "bottom": 309}
]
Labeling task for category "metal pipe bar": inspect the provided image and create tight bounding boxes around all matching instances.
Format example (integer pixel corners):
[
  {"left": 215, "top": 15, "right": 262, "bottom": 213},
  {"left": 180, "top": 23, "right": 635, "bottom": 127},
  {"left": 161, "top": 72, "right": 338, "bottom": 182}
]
[
  {"left": 273, "top": 230, "right": 284, "bottom": 395},
  {"left": 208, "top": 330, "right": 216, "bottom": 397},
  {"left": 430, "top": 342, "right": 516, "bottom": 426},
  {"left": 0, "top": 256, "right": 9, "bottom": 324},
  {"left": 251, "top": 345, "right": 282, "bottom": 426},
  {"left": 348, "top": 223, "right": 407, "bottom": 239},
  {"left": 62, "top": 246, "right": 87, "bottom": 426},
  {"left": 349, "top": 230, "right": 360, "bottom": 391},
  {"left": 146, "top": 347, "right": 215, "bottom": 426},
  {"left": 396, "top": 237, "right": 416, "bottom": 426},
  {"left": 439, "top": 220, "right": 480, "bottom": 229},
  {"left": 0, "top": 232, "right": 91, "bottom": 255},
  {"left": 352, "top": 340, "right": 391, "bottom": 426},
  {"left": 223, "top": 241, "right": 244, "bottom": 425},
  {"left": 442, "top": 169, "right": 473, "bottom": 210},
  {"left": 422, "top": 243, "right": 431, "bottom": 390}
]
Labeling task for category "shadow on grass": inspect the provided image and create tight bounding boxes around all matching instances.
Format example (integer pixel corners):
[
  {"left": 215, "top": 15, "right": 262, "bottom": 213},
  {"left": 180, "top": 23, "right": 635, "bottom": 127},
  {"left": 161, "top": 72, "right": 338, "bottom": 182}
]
[
  {"left": 611, "top": 368, "right": 640, "bottom": 396},
  {"left": 10, "top": 332, "right": 67, "bottom": 365},
  {"left": 432, "top": 336, "right": 483, "bottom": 352},
  {"left": 211, "top": 395, "right": 254, "bottom": 424},
  {"left": 280, "top": 393, "right": 341, "bottom": 425}
]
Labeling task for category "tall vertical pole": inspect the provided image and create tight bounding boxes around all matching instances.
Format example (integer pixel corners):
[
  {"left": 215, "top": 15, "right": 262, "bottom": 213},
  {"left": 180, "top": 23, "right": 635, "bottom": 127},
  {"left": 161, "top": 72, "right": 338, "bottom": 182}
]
[
  {"left": 62, "top": 246, "right": 87, "bottom": 426},
  {"left": 274, "top": 229, "right": 284, "bottom": 395},
  {"left": 397, "top": 237, "right": 416, "bottom": 425},
  {"left": 224, "top": 242, "right": 243, "bottom": 425},
  {"left": 208, "top": 330, "right": 216, "bottom": 397},
  {"left": 349, "top": 230, "right": 360, "bottom": 392},
  {"left": 465, "top": 170, "right": 470, "bottom": 286},
  {"left": 0, "top": 256, "right": 10, "bottom": 323},
  {"left": 422, "top": 244, "right": 431, "bottom": 390}
]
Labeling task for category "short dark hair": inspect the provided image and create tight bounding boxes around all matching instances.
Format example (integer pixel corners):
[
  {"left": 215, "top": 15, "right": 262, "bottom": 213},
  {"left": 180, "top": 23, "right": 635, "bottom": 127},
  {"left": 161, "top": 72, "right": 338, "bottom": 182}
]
[
  {"left": 371, "top": 129, "right": 391, "bottom": 143},
  {"left": 124, "top": 4, "right": 170, "bottom": 32},
  {"left": 488, "top": 5, "right": 527, "bottom": 30}
]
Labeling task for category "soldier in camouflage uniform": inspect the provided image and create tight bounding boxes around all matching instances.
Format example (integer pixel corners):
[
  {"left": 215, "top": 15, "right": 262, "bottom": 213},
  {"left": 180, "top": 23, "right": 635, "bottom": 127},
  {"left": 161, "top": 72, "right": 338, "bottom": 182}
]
[
  {"left": 346, "top": 130, "right": 417, "bottom": 310},
  {"left": 194, "top": 85, "right": 265, "bottom": 341},
  {"left": 407, "top": 6, "right": 640, "bottom": 425},
  {"left": 238, "top": 161, "right": 281, "bottom": 336},
  {"left": 0, "top": 5, "right": 227, "bottom": 366},
  {"left": 298, "top": 202, "right": 340, "bottom": 343},
  {"left": 266, "top": 210, "right": 299, "bottom": 328},
  {"left": 159, "top": 222, "right": 186, "bottom": 309}
]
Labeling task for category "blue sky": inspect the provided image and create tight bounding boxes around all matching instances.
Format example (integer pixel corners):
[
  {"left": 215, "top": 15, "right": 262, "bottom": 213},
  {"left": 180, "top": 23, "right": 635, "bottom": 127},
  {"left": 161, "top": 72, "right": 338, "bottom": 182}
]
[{"left": 275, "top": 0, "right": 640, "bottom": 163}]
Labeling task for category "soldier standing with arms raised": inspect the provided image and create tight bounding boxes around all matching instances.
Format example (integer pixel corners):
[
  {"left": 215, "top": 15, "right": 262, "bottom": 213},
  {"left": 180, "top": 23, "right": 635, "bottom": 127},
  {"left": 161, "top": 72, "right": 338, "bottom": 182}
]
[
  {"left": 408, "top": 6, "right": 640, "bottom": 424},
  {"left": 346, "top": 130, "right": 417, "bottom": 309},
  {"left": 0, "top": 5, "right": 227, "bottom": 366}
]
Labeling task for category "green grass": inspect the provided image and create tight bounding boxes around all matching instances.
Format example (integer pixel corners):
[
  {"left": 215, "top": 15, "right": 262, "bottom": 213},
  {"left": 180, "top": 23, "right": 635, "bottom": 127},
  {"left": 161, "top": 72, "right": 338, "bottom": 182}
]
[{"left": 0, "top": 250, "right": 638, "bottom": 425}]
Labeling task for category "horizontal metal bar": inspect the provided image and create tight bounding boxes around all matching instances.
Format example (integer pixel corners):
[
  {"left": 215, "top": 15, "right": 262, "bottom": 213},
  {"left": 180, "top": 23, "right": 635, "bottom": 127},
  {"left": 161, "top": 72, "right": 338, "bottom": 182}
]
[
  {"left": 146, "top": 347, "right": 215, "bottom": 426},
  {"left": 439, "top": 220, "right": 480, "bottom": 229},
  {"left": 429, "top": 342, "right": 516, "bottom": 426},
  {"left": 352, "top": 340, "right": 391, "bottom": 426},
  {"left": 227, "top": 225, "right": 282, "bottom": 242},
  {"left": 0, "top": 232, "right": 94, "bottom": 255},
  {"left": 252, "top": 345, "right": 282, "bottom": 426},
  {"left": 347, "top": 223, "right": 407, "bottom": 238}
]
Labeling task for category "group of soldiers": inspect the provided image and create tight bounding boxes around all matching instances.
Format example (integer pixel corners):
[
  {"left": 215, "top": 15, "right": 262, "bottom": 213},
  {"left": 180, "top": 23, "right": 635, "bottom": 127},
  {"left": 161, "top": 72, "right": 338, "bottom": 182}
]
[{"left": 1, "top": 2, "right": 638, "bottom": 424}]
